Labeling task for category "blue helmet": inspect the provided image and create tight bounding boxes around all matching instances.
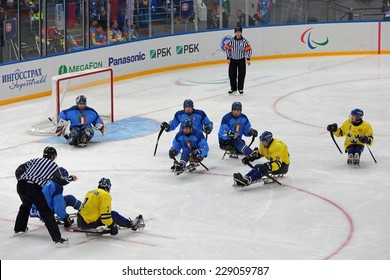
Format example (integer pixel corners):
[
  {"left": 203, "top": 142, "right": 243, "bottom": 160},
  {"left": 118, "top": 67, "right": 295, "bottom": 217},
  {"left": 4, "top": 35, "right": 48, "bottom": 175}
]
[
  {"left": 98, "top": 178, "right": 111, "bottom": 192},
  {"left": 231, "top": 102, "right": 242, "bottom": 111},
  {"left": 260, "top": 131, "right": 273, "bottom": 142},
  {"left": 76, "top": 95, "right": 87, "bottom": 105},
  {"left": 58, "top": 167, "right": 69, "bottom": 177},
  {"left": 182, "top": 118, "right": 193, "bottom": 128},
  {"left": 183, "top": 99, "right": 194, "bottom": 108},
  {"left": 351, "top": 108, "right": 364, "bottom": 119}
]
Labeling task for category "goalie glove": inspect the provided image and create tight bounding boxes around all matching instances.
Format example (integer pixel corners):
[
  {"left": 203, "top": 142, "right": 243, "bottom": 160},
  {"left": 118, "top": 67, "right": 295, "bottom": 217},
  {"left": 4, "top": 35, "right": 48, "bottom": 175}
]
[
  {"left": 95, "top": 122, "right": 106, "bottom": 136},
  {"left": 55, "top": 119, "right": 68, "bottom": 137}
]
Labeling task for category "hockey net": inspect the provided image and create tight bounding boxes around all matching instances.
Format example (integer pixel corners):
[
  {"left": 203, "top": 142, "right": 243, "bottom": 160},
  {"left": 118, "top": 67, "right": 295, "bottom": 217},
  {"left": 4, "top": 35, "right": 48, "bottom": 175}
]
[{"left": 27, "top": 68, "right": 114, "bottom": 135}]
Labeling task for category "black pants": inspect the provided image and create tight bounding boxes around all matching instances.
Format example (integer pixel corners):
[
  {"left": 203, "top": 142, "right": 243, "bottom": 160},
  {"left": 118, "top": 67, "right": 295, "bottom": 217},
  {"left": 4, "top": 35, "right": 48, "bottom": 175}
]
[
  {"left": 229, "top": 58, "right": 246, "bottom": 91},
  {"left": 14, "top": 180, "right": 61, "bottom": 242}
]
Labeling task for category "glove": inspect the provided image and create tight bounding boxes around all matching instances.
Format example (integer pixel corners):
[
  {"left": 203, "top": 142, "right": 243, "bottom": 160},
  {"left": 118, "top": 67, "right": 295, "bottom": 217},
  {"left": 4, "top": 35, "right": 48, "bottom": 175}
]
[
  {"left": 108, "top": 223, "right": 118, "bottom": 236},
  {"left": 63, "top": 214, "right": 74, "bottom": 228},
  {"left": 203, "top": 124, "right": 212, "bottom": 134},
  {"left": 359, "top": 136, "right": 371, "bottom": 144},
  {"left": 190, "top": 149, "right": 201, "bottom": 159},
  {"left": 242, "top": 156, "right": 250, "bottom": 165},
  {"left": 161, "top": 121, "right": 170, "bottom": 132},
  {"left": 248, "top": 128, "right": 258, "bottom": 137},
  {"left": 169, "top": 147, "right": 176, "bottom": 159},
  {"left": 257, "top": 162, "right": 272, "bottom": 175},
  {"left": 327, "top": 123, "right": 338, "bottom": 132},
  {"left": 242, "top": 148, "right": 260, "bottom": 165},
  {"left": 227, "top": 130, "right": 239, "bottom": 139}
]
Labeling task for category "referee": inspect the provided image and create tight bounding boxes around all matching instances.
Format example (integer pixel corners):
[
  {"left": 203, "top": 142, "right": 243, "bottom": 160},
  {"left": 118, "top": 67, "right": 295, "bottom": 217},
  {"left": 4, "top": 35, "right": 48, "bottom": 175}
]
[
  {"left": 14, "top": 147, "right": 77, "bottom": 246},
  {"left": 225, "top": 26, "right": 252, "bottom": 94}
]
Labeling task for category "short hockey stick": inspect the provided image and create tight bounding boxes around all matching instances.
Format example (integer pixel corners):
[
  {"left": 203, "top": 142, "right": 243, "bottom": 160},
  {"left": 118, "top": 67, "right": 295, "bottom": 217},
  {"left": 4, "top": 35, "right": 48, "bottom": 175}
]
[
  {"left": 194, "top": 157, "right": 209, "bottom": 171},
  {"left": 153, "top": 127, "right": 165, "bottom": 156},
  {"left": 248, "top": 135, "right": 256, "bottom": 148},
  {"left": 366, "top": 144, "right": 377, "bottom": 163},
  {"left": 329, "top": 131, "right": 343, "bottom": 154},
  {"left": 247, "top": 162, "right": 281, "bottom": 185}
]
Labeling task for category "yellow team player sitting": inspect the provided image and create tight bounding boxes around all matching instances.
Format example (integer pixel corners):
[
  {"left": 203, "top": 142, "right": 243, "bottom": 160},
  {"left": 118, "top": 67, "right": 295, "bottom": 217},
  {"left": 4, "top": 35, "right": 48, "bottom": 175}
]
[
  {"left": 327, "top": 108, "right": 374, "bottom": 166},
  {"left": 233, "top": 131, "right": 290, "bottom": 187},
  {"left": 77, "top": 178, "right": 144, "bottom": 235}
]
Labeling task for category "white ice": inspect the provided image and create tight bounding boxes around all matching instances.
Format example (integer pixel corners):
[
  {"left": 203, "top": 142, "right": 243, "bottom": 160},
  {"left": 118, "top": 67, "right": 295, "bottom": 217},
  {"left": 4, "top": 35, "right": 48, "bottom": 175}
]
[{"left": 1, "top": 55, "right": 390, "bottom": 260}]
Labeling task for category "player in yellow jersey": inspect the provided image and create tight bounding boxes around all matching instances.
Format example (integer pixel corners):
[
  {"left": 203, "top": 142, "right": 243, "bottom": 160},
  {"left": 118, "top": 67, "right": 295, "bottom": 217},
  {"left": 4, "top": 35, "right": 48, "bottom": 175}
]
[
  {"left": 233, "top": 131, "right": 290, "bottom": 187},
  {"left": 327, "top": 108, "right": 374, "bottom": 165},
  {"left": 77, "top": 178, "right": 144, "bottom": 235}
]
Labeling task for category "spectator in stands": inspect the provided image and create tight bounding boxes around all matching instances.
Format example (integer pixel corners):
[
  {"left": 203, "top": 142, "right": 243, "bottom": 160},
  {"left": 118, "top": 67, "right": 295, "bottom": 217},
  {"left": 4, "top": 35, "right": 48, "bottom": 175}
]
[
  {"left": 109, "top": 20, "right": 126, "bottom": 43},
  {"left": 236, "top": 9, "right": 255, "bottom": 27},
  {"left": 122, "top": 19, "right": 139, "bottom": 40},
  {"left": 254, "top": 0, "right": 272, "bottom": 25},
  {"left": 139, "top": 0, "right": 149, "bottom": 28},
  {"left": 91, "top": 24, "right": 107, "bottom": 47},
  {"left": 382, "top": 1, "right": 390, "bottom": 21},
  {"left": 66, "top": 27, "right": 83, "bottom": 52},
  {"left": 211, "top": 0, "right": 231, "bottom": 28}
]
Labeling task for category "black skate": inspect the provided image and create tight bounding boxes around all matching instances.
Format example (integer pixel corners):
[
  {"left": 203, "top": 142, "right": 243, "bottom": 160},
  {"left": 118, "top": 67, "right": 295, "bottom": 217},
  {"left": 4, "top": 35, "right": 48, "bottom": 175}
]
[
  {"left": 353, "top": 153, "right": 360, "bottom": 166},
  {"left": 14, "top": 227, "right": 29, "bottom": 237},
  {"left": 54, "top": 237, "right": 69, "bottom": 247},
  {"left": 233, "top": 173, "right": 250, "bottom": 188},
  {"left": 129, "top": 215, "right": 145, "bottom": 231}
]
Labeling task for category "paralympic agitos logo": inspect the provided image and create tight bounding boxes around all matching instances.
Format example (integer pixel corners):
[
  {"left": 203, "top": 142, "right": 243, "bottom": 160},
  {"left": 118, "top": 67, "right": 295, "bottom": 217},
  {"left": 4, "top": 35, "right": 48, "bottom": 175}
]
[{"left": 300, "top": 28, "right": 329, "bottom": 49}]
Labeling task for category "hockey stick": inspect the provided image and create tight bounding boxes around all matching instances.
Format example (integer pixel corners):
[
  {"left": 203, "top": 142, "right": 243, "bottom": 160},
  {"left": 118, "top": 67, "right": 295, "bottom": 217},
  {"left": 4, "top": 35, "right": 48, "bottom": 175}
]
[
  {"left": 48, "top": 117, "right": 69, "bottom": 140},
  {"left": 153, "top": 127, "right": 165, "bottom": 156},
  {"left": 366, "top": 144, "right": 377, "bottom": 163},
  {"left": 329, "top": 131, "right": 343, "bottom": 154},
  {"left": 248, "top": 135, "right": 256, "bottom": 148},
  {"left": 194, "top": 157, "right": 209, "bottom": 171},
  {"left": 247, "top": 162, "right": 281, "bottom": 185}
]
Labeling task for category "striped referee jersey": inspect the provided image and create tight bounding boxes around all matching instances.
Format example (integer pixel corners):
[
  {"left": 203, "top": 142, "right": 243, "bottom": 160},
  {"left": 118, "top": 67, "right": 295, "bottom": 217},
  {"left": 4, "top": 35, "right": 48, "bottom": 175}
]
[
  {"left": 225, "top": 37, "right": 252, "bottom": 60},
  {"left": 18, "top": 158, "right": 59, "bottom": 186}
]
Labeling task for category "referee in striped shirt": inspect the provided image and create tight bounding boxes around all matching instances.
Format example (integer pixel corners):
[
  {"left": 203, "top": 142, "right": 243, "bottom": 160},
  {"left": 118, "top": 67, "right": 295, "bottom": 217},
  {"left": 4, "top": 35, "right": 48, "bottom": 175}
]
[
  {"left": 14, "top": 147, "right": 77, "bottom": 245},
  {"left": 225, "top": 26, "right": 252, "bottom": 94}
]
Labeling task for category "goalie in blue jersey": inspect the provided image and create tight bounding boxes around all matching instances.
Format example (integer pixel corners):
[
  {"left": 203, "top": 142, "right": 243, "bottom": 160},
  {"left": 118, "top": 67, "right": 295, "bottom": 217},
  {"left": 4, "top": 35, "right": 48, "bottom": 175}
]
[
  {"left": 169, "top": 118, "right": 209, "bottom": 172},
  {"left": 29, "top": 167, "right": 81, "bottom": 227},
  {"left": 161, "top": 99, "right": 213, "bottom": 136},
  {"left": 55, "top": 95, "right": 105, "bottom": 147}
]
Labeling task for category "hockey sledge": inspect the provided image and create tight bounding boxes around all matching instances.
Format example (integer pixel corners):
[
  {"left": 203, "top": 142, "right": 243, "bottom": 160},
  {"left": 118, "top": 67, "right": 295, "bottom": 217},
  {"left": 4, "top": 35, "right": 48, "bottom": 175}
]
[
  {"left": 174, "top": 163, "right": 200, "bottom": 175},
  {"left": 233, "top": 174, "right": 285, "bottom": 189}
]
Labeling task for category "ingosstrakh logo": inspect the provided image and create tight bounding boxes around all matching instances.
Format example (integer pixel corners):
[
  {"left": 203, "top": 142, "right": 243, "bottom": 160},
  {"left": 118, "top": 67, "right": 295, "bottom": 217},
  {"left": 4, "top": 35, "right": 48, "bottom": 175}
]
[{"left": 300, "top": 28, "right": 329, "bottom": 49}]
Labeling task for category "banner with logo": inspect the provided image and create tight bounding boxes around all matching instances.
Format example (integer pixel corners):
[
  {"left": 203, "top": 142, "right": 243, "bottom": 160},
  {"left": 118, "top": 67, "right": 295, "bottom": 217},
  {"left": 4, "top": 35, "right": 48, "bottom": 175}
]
[
  {"left": 180, "top": 0, "right": 193, "bottom": 21},
  {"left": 3, "top": 19, "right": 17, "bottom": 43}
]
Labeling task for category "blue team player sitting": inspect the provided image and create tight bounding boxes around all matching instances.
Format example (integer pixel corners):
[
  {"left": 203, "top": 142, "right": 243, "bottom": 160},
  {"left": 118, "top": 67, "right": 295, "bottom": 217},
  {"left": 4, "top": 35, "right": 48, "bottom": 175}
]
[
  {"left": 55, "top": 95, "right": 105, "bottom": 147},
  {"left": 169, "top": 118, "right": 209, "bottom": 173},
  {"left": 233, "top": 131, "right": 290, "bottom": 187},
  {"left": 218, "top": 101, "right": 258, "bottom": 159},
  {"left": 161, "top": 99, "right": 213, "bottom": 137},
  {"left": 29, "top": 167, "right": 81, "bottom": 227}
]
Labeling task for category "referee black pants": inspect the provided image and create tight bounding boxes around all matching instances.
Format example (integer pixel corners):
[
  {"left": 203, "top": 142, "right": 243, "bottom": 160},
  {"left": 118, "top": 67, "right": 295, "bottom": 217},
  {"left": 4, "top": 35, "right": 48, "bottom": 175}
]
[
  {"left": 228, "top": 58, "right": 246, "bottom": 91},
  {"left": 14, "top": 180, "right": 62, "bottom": 242}
]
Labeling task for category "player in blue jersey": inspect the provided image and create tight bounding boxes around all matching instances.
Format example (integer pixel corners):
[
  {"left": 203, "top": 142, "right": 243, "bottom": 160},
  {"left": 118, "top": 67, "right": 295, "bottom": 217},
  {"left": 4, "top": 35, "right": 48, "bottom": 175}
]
[
  {"left": 55, "top": 95, "right": 105, "bottom": 147},
  {"left": 218, "top": 101, "right": 258, "bottom": 158},
  {"left": 169, "top": 118, "right": 209, "bottom": 172},
  {"left": 161, "top": 99, "right": 213, "bottom": 136},
  {"left": 29, "top": 167, "right": 81, "bottom": 227}
]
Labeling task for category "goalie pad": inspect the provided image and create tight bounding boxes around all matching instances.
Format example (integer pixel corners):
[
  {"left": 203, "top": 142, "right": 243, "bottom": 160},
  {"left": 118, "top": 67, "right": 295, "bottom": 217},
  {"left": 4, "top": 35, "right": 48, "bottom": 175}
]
[{"left": 55, "top": 119, "right": 69, "bottom": 137}]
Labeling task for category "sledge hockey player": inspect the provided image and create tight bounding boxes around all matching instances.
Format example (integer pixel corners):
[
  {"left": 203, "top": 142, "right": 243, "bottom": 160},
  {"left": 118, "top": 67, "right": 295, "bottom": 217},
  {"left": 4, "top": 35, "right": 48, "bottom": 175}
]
[
  {"left": 77, "top": 178, "right": 144, "bottom": 235},
  {"left": 169, "top": 118, "right": 209, "bottom": 173},
  {"left": 161, "top": 99, "right": 213, "bottom": 136},
  {"left": 327, "top": 108, "right": 374, "bottom": 165},
  {"left": 218, "top": 101, "right": 258, "bottom": 158},
  {"left": 233, "top": 131, "right": 290, "bottom": 187},
  {"left": 55, "top": 95, "right": 105, "bottom": 147},
  {"left": 29, "top": 167, "right": 82, "bottom": 228}
]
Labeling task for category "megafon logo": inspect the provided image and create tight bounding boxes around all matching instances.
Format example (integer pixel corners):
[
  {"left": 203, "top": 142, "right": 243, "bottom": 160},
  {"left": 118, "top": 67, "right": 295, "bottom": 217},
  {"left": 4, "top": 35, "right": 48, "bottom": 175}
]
[
  {"left": 220, "top": 35, "right": 233, "bottom": 51},
  {"left": 300, "top": 28, "right": 329, "bottom": 50}
]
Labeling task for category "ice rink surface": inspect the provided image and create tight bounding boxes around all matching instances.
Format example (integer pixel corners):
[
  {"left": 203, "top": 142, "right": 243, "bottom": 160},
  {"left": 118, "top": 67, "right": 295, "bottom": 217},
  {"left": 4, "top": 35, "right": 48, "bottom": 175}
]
[{"left": 1, "top": 55, "right": 390, "bottom": 260}]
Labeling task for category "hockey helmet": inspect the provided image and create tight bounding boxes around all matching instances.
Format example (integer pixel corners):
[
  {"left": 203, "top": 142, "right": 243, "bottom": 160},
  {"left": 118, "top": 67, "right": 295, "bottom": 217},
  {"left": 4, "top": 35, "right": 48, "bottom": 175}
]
[
  {"left": 58, "top": 167, "right": 69, "bottom": 177},
  {"left": 43, "top": 146, "right": 57, "bottom": 159},
  {"left": 260, "top": 131, "right": 273, "bottom": 142},
  {"left": 98, "top": 178, "right": 111, "bottom": 192},
  {"left": 183, "top": 99, "right": 194, "bottom": 108},
  {"left": 234, "top": 26, "right": 243, "bottom": 33},
  {"left": 182, "top": 118, "right": 193, "bottom": 128},
  {"left": 350, "top": 108, "right": 364, "bottom": 119},
  {"left": 231, "top": 101, "right": 242, "bottom": 111},
  {"left": 76, "top": 95, "right": 87, "bottom": 105}
]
